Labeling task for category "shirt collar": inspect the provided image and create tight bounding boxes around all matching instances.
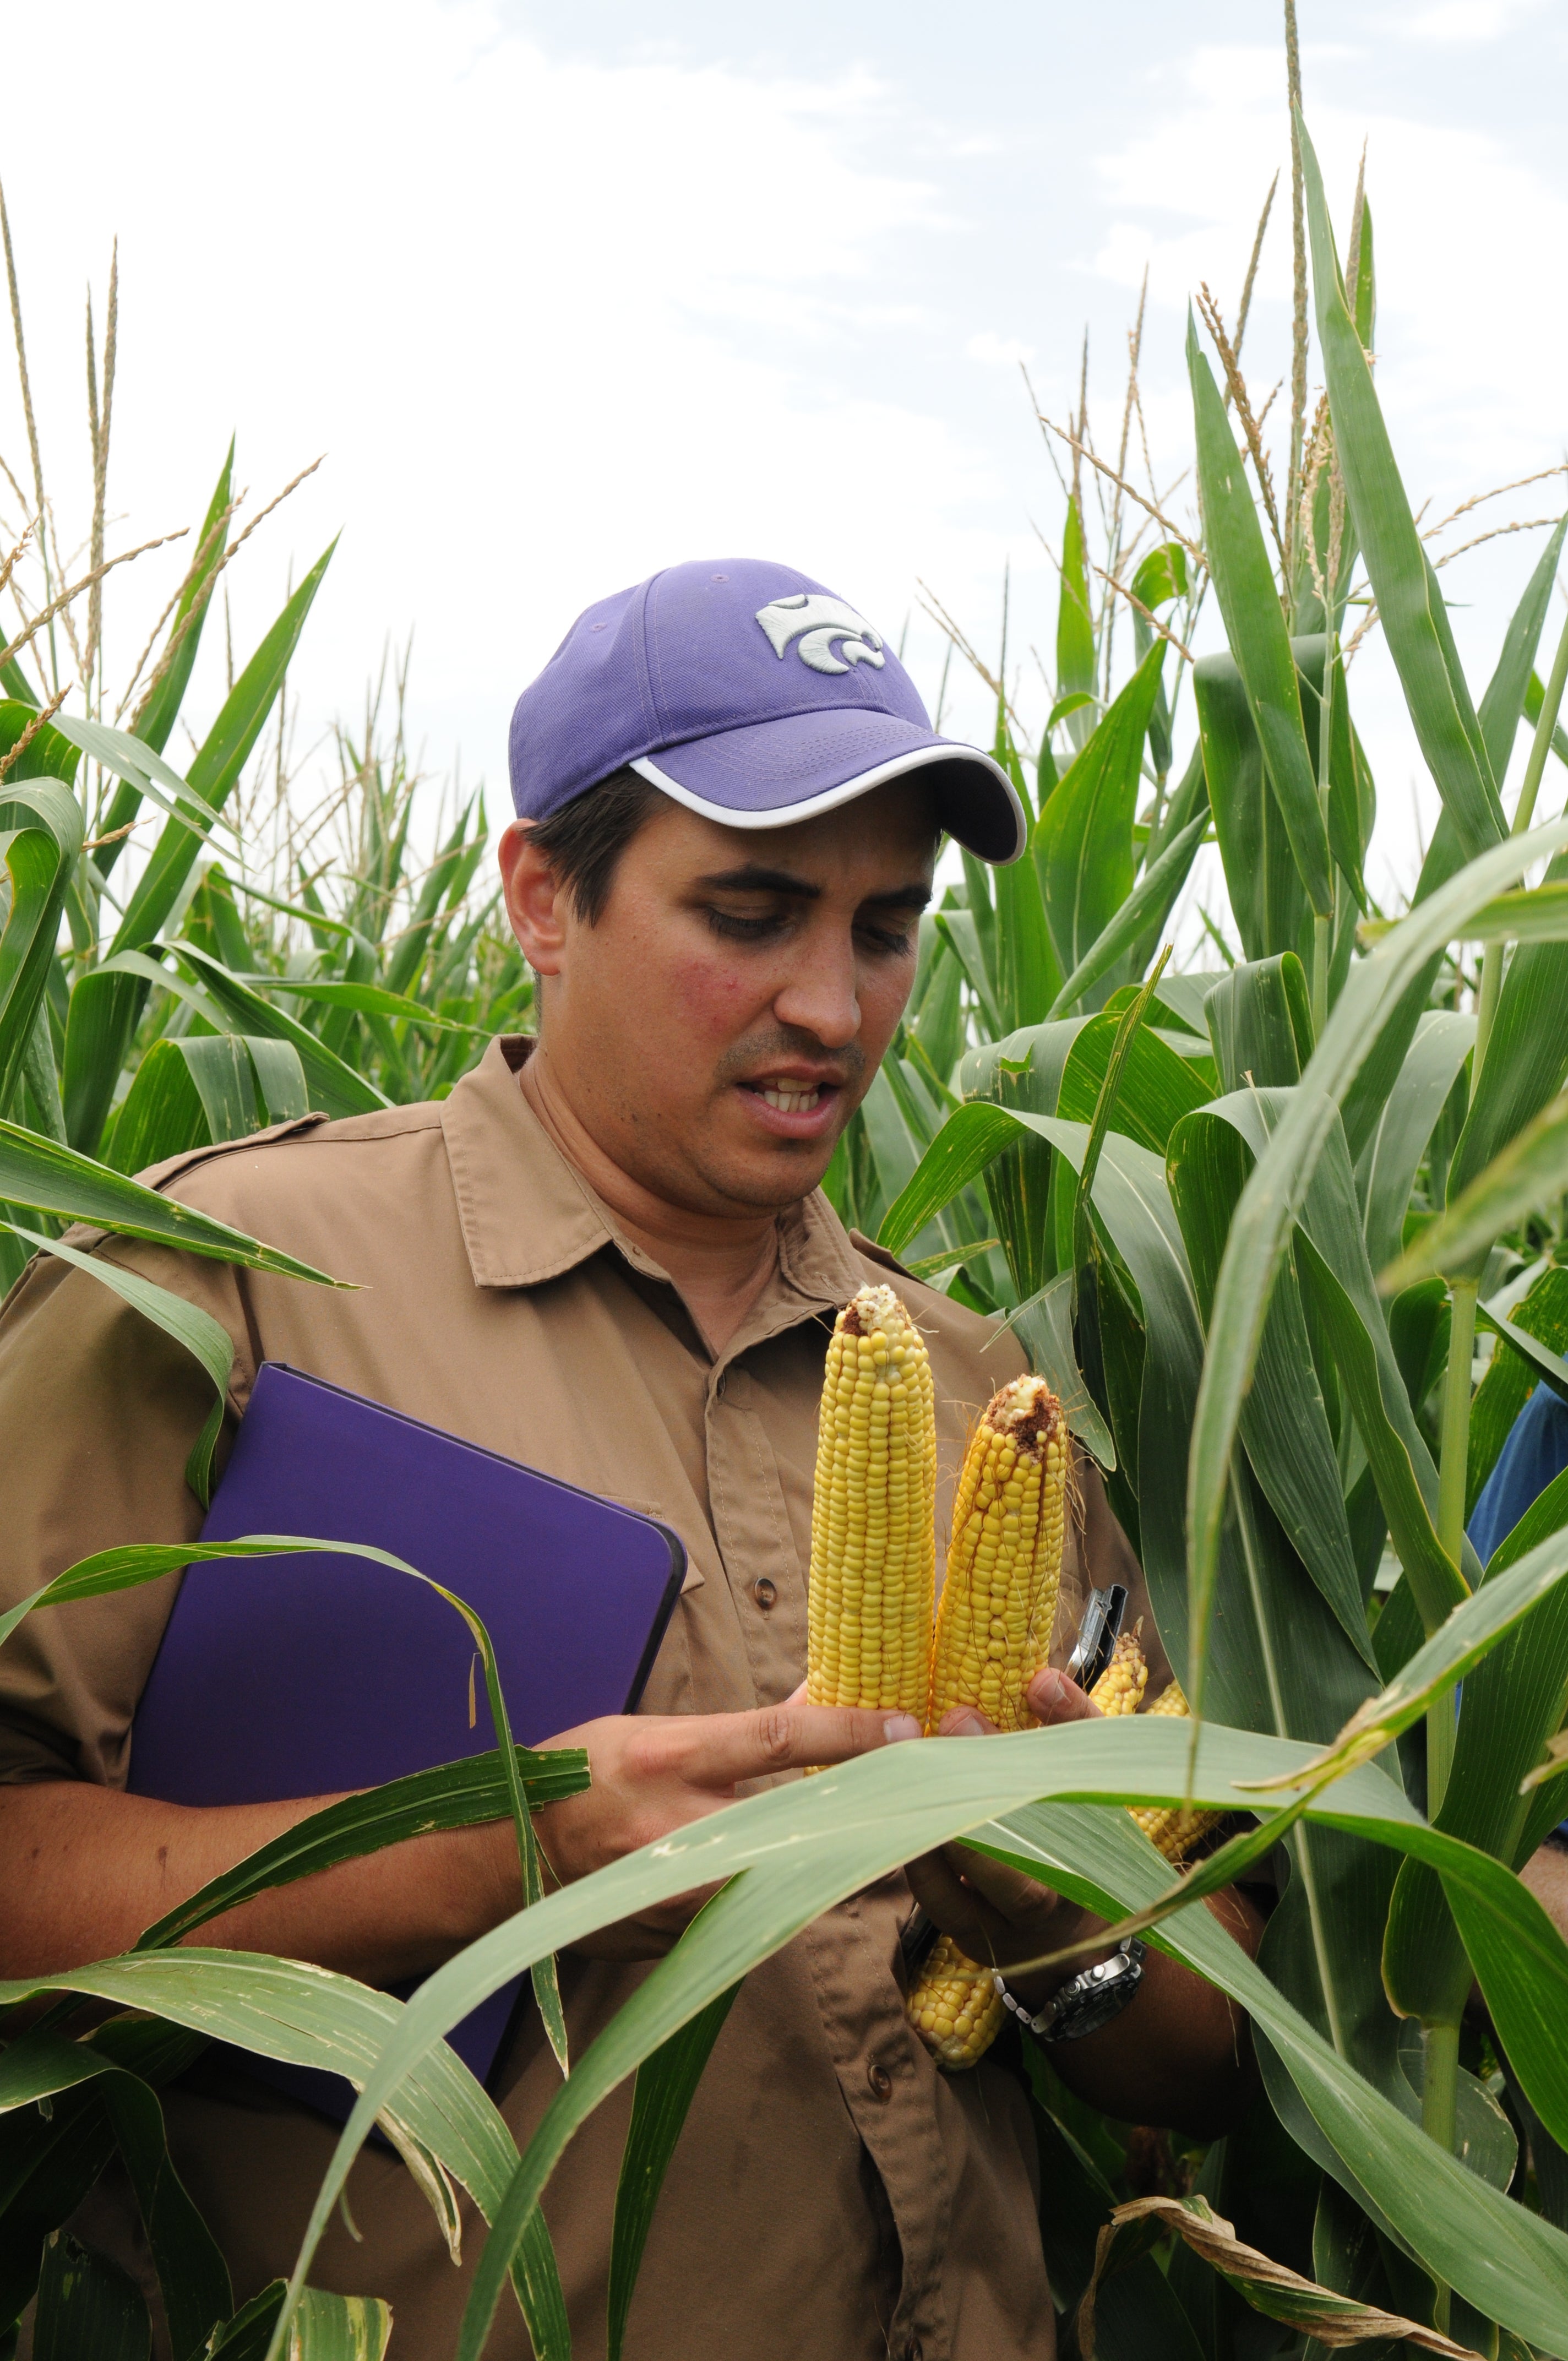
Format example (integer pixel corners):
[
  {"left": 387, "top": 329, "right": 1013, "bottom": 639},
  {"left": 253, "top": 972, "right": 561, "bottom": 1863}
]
[{"left": 439, "top": 1037, "right": 865, "bottom": 1325}]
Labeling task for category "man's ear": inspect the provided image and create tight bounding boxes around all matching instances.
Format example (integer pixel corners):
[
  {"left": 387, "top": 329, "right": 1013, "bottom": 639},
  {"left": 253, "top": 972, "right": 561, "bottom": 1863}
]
[{"left": 499, "top": 819, "right": 568, "bottom": 976}]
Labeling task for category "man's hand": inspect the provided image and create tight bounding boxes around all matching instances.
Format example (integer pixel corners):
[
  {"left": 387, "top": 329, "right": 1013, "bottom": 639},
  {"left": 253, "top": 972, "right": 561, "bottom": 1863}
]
[
  {"left": 905, "top": 1662, "right": 1262, "bottom": 2137},
  {"left": 533, "top": 1699, "right": 921, "bottom": 1960},
  {"left": 905, "top": 1665, "right": 1106, "bottom": 2005}
]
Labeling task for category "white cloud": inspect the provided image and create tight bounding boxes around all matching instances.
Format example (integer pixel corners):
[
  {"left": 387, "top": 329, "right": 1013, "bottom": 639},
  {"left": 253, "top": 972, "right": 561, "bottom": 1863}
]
[
  {"left": 1400, "top": 0, "right": 1544, "bottom": 42},
  {"left": 966, "top": 331, "right": 1035, "bottom": 368}
]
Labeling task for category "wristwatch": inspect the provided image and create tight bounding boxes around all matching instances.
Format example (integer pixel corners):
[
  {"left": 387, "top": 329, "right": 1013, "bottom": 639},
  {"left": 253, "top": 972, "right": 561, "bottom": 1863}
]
[{"left": 993, "top": 1937, "right": 1146, "bottom": 2042}]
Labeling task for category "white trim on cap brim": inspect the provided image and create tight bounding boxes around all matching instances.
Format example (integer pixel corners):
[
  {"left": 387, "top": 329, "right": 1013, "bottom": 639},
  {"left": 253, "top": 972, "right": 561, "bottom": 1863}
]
[{"left": 630, "top": 739, "right": 1027, "bottom": 863}]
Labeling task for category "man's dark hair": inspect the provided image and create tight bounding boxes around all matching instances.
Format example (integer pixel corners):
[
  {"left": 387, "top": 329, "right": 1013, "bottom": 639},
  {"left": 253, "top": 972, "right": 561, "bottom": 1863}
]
[{"left": 526, "top": 766, "right": 665, "bottom": 924}]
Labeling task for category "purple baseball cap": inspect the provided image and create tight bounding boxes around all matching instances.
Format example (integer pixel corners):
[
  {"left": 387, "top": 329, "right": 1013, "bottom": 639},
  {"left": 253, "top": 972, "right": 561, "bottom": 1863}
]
[{"left": 508, "top": 558, "right": 1026, "bottom": 863}]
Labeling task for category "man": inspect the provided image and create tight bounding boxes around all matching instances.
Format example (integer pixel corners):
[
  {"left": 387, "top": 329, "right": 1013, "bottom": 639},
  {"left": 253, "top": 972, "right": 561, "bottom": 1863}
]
[{"left": 0, "top": 559, "right": 1257, "bottom": 2359}]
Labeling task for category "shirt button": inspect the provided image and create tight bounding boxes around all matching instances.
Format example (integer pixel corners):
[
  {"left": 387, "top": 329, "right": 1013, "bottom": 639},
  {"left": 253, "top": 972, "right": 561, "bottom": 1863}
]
[
  {"left": 752, "top": 1577, "right": 776, "bottom": 1611},
  {"left": 867, "top": 2060, "right": 892, "bottom": 2101}
]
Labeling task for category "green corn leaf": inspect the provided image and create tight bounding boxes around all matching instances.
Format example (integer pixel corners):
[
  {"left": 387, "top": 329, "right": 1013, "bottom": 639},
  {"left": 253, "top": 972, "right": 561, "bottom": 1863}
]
[
  {"left": 1477, "top": 518, "right": 1568, "bottom": 795},
  {"left": 1298, "top": 116, "right": 1504, "bottom": 861},
  {"left": 1205, "top": 952, "right": 1314, "bottom": 1093},
  {"left": 607, "top": 1961, "right": 742, "bottom": 2361},
  {"left": 1187, "top": 313, "right": 1332, "bottom": 918},
  {"left": 1185, "top": 814, "right": 1568, "bottom": 1717},
  {"left": 1446, "top": 857, "right": 1568, "bottom": 1227},
  {"left": 135, "top": 1748, "right": 591, "bottom": 1955},
  {"left": 137, "top": 446, "right": 235, "bottom": 755},
  {"left": 1167, "top": 1108, "right": 1373, "bottom": 1668},
  {"left": 1475, "top": 1302, "right": 1568, "bottom": 1408},
  {"left": 0, "top": 699, "right": 78, "bottom": 787},
  {"left": 1193, "top": 654, "right": 1310, "bottom": 963},
  {"left": 933, "top": 907, "right": 1003, "bottom": 1037},
  {"left": 1384, "top": 1090, "right": 1568, "bottom": 1288},
  {"left": 1355, "top": 1011, "right": 1476, "bottom": 1278},
  {"left": 173, "top": 946, "right": 390, "bottom": 1119},
  {"left": 253, "top": 1717, "right": 1568, "bottom": 2361},
  {"left": 111, "top": 543, "right": 337, "bottom": 957},
  {"left": 0, "top": 1118, "right": 346, "bottom": 1284},
  {"left": 1468, "top": 1266, "right": 1568, "bottom": 1512},
  {"left": 52, "top": 714, "right": 241, "bottom": 847},
  {"left": 205, "top": 2281, "right": 395, "bottom": 2361},
  {"left": 1057, "top": 492, "right": 1097, "bottom": 747},
  {"left": 0, "top": 1527, "right": 569, "bottom": 2081},
  {"left": 1459, "top": 883, "right": 1568, "bottom": 942},
  {"left": 1046, "top": 812, "right": 1210, "bottom": 1020},
  {"left": 33, "top": 2230, "right": 150, "bottom": 2361},
  {"left": 1056, "top": 1010, "right": 1212, "bottom": 1155},
  {"left": 1036, "top": 641, "right": 1167, "bottom": 991},
  {"left": 226, "top": 975, "right": 486, "bottom": 1034},
  {"left": 0, "top": 1220, "right": 233, "bottom": 1503},
  {"left": 1006, "top": 1267, "right": 1115, "bottom": 1468},
  {"left": 0, "top": 781, "right": 81, "bottom": 1118}
]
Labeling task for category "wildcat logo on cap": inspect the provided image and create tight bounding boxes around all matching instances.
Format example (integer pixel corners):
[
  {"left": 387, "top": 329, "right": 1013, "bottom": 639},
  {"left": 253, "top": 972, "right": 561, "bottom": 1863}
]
[{"left": 754, "top": 591, "right": 886, "bottom": 677}]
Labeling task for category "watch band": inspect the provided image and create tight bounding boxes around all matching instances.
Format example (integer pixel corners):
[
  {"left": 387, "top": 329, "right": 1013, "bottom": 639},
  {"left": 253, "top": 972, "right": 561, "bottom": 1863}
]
[{"left": 993, "top": 1937, "right": 1146, "bottom": 2043}]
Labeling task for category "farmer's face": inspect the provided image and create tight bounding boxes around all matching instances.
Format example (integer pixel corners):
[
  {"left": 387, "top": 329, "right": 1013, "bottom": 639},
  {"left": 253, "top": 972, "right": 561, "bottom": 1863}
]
[{"left": 500, "top": 781, "right": 938, "bottom": 1217}]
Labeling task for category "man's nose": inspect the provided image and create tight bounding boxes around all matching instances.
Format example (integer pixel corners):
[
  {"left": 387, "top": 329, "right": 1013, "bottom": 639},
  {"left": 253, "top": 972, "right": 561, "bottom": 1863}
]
[{"left": 771, "top": 937, "right": 861, "bottom": 1049}]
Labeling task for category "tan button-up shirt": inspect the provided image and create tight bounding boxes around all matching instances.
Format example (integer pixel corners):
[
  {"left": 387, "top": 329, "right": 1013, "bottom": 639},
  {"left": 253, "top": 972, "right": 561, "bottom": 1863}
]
[{"left": 0, "top": 1038, "right": 1154, "bottom": 2361}]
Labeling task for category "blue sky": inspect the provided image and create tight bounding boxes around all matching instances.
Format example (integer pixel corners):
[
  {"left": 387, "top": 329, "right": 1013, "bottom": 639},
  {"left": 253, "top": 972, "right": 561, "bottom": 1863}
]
[{"left": 2, "top": 0, "right": 1564, "bottom": 921}]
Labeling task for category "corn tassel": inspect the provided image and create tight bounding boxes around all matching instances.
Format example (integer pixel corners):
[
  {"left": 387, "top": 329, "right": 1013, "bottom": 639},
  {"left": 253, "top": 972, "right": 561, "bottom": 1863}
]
[
  {"left": 926, "top": 1375, "right": 1069, "bottom": 1734},
  {"left": 807, "top": 1283, "right": 935, "bottom": 1716}
]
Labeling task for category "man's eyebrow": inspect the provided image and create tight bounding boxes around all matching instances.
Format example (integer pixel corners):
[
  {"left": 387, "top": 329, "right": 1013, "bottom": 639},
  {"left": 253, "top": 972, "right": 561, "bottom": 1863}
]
[
  {"left": 693, "top": 866, "right": 933, "bottom": 912},
  {"left": 694, "top": 864, "right": 823, "bottom": 897}
]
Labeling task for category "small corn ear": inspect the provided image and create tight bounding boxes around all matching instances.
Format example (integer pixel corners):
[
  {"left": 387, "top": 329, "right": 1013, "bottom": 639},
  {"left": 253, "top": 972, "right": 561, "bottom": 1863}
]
[
  {"left": 1131, "top": 1675, "right": 1224, "bottom": 1862},
  {"left": 1088, "top": 1625, "right": 1148, "bottom": 1717},
  {"left": 906, "top": 1934, "right": 1005, "bottom": 2071}
]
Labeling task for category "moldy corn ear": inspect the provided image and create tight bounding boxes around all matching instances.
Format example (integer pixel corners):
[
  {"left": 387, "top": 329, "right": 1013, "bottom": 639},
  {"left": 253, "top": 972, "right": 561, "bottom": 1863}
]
[
  {"left": 927, "top": 1375, "right": 1069, "bottom": 1734},
  {"left": 906, "top": 1934, "right": 1004, "bottom": 2071},
  {"left": 1131, "top": 1675, "right": 1224, "bottom": 1863},
  {"left": 807, "top": 1283, "right": 936, "bottom": 1717}
]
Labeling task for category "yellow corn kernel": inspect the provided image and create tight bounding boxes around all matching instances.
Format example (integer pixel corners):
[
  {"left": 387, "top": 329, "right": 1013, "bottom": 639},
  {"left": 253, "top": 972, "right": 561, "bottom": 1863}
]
[
  {"left": 1131, "top": 1677, "right": 1224, "bottom": 1862},
  {"left": 1088, "top": 1625, "right": 1148, "bottom": 1717},
  {"left": 927, "top": 1375, "right": 1069, "bottom": 1736},
  {"left": 906, "top": 1933, "right": 1005, "bottom": 2071},
  {"left": 807, "top": 1283, "right": 935, "bottom": 1718}
]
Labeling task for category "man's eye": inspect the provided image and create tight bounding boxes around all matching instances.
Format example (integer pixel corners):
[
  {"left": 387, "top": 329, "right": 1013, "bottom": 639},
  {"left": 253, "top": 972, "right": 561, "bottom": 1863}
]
[
  {"left": 856, "top": 922, "right": 914, "bottom": 956},
  {"left": 705, "top": 907, "right": 786, "bottom": 942}
]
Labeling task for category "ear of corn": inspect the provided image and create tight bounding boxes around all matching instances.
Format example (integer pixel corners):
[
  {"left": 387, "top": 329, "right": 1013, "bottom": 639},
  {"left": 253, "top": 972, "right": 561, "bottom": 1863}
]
[
  {"left": 926, "top": 1375, "right": 1069, "bottom": 1736},
  {"left": 906, "top": 1375, "right": 1071, "bottom": 2070},
  {"left": 807, "top": 1283, "right": 936, "bottom": 1718},
  {"left": 1088, "top": 1625, "right": 1148, "bottom": 1717},
  {"left": 1131, "top": 1674, "right": 1224, "bottom": 1862},
  {"left": 905, "top": 1933, "right": 1006, "bottom": 2070}
]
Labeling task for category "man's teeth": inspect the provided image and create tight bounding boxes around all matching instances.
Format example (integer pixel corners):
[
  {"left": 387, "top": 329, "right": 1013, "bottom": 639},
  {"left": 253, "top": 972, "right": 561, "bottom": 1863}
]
[{"left": 759, "top": 1084, "right": 822, "bottom": 1113}]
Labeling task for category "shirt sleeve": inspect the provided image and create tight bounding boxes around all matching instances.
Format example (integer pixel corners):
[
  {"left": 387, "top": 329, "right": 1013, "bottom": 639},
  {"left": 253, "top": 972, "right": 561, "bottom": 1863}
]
[{"left": 0, "top": 1237, "right": 244, "bottom": 1788}]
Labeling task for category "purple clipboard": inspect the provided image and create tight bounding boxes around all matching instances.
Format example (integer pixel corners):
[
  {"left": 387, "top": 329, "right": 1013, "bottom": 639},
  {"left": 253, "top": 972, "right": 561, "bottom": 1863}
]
[{"left": 129, "top": 1362, "right": 686, "bottom": 2121}]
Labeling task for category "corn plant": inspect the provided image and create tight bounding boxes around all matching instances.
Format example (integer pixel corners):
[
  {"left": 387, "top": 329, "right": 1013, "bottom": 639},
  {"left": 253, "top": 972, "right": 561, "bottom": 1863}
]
[{"left": 8, "top": 57, "right": 1568, "bottom": 2361}]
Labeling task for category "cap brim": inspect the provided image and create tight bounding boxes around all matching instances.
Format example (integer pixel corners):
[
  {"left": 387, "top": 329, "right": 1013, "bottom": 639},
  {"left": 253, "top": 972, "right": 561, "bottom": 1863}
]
[{"left": 630, "top": 706, "right": 1026, "bottom": 864}]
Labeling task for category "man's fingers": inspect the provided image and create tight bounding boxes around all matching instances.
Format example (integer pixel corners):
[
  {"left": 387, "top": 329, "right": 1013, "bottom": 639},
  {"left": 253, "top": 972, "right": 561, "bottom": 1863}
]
[
  {"left": 935, "top": 1704, "right": 999, "bottom": 1737},
  {"left": 942, "top": 1842, "right": 1063, "bottom": 1922},
  {"left": 661, "top": 1701, "right": 922, "bottom": 1788},
  {"left": 1027, "top": 1666, "right": 1102, "bottom": 1726}
]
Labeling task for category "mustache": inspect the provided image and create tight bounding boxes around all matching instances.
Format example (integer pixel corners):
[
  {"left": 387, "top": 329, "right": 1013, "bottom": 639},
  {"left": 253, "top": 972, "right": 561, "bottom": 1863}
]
[{"left": 713, "top": 1028, "right": 866, "bottom": 1090}]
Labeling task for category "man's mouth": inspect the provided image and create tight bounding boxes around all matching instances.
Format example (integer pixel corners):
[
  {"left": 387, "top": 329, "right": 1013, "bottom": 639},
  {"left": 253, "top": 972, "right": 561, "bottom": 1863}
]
[{"left": 756, "top": 1082, "right": 823, "bottom": 1114}]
